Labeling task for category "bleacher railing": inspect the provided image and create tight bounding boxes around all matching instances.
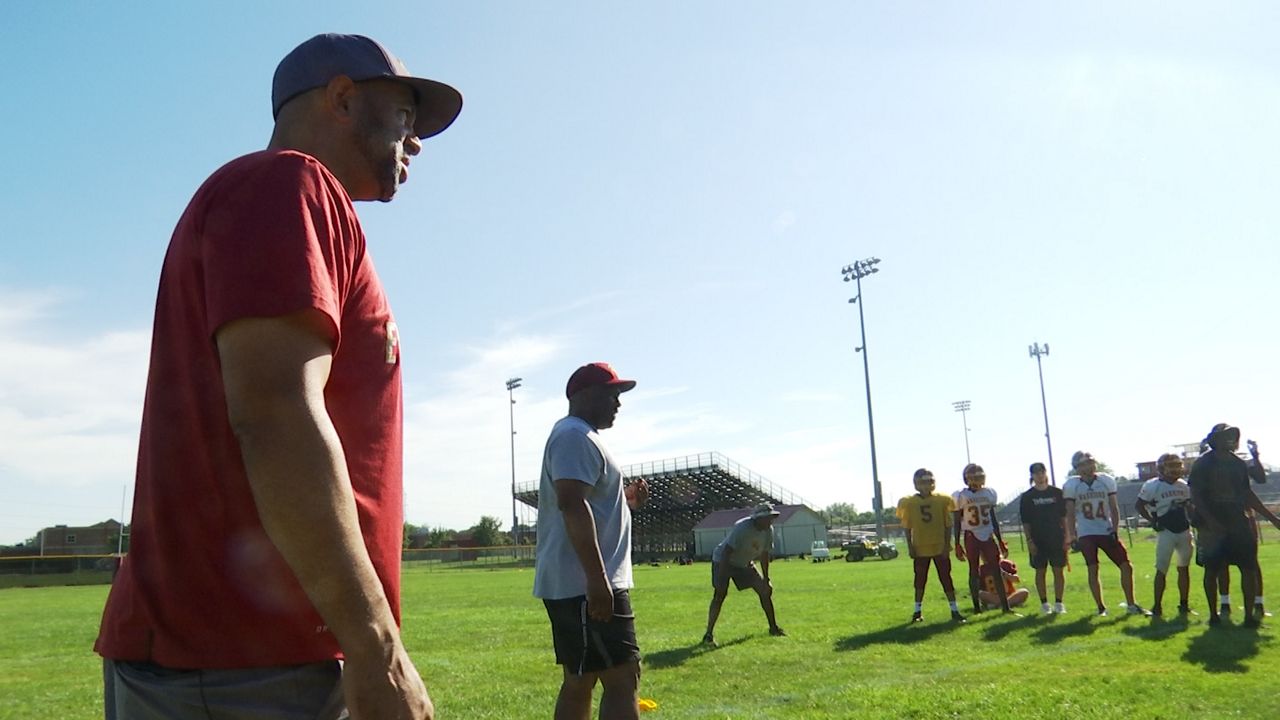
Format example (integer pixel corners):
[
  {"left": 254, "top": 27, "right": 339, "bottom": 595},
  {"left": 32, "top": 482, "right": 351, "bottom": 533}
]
[
  {"left": 623, "top": 451, "right": 813, "bottom": 509},
  {"left": 516, "top": 451, "right": 813, "bottom": 509}
]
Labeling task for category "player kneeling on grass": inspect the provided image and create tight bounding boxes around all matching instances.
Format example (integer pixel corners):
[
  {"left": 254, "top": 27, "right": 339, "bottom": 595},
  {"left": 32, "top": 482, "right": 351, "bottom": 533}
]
[
  {"left": 897, "top": 469, "right": 966, "bottom": 623},
  {"left": 979, "top": 559, "right": 1030, "bottom": 610},
  {"left": 1135, "top": 453, "right": 1195, "bottom": 617},
  {"left": 953, "top": 463, "right": 1011, "bottom": 613},
  {"left": 703, "top": 504, "right": 786, "bottom": 646}
]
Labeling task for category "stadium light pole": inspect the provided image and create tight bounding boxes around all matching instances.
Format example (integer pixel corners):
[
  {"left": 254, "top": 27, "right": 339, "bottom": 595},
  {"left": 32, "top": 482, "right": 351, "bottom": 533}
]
[
  {"left": 506, "top": 377, "right": 523, "bottom": 553},
  {"left": 1028, "top": 343, "right": 1058, "bottom": 486},
  {"left": 952, "top": 400, "right": 972, "bottom": 465},
  {"left": 841, "top": 257, "right": 884, "bottom": 539}
]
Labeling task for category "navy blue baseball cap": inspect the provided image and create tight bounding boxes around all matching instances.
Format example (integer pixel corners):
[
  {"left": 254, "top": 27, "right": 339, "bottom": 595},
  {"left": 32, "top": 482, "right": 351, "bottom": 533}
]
[{"left": 272, "top": 33, "right": 462, "bottom": 139}]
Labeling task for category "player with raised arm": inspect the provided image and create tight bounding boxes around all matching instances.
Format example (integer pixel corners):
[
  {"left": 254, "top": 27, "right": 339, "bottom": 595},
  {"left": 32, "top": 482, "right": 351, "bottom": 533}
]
[
  {"left": 1063, "top": 451, "right": 1147, "bottom": 616},
  {"left": 896, "top": 469, "right": 966, "bottom": 623},
  {"left": 953, "top": 464, "right": 1010, "bottom": 614},
  {"left": 1189, "top": 423, "right": 1280, "bottom": 628},
  {"left": 1135, "top": 453, "right": 1195, "bottom": 617}
]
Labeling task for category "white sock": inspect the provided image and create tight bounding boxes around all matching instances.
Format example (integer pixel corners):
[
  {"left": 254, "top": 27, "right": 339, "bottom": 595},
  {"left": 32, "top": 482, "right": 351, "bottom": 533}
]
[
  {"left": 914, "top": 602, "right": 923, "bottom": 612},
  {"left": 949, "top": 601, "right": 959, "bottom": 612},
  {"left": 1221, "top": 594, "right": 1231, "bottom": 605},
  {"left": 1256, "top": 596, "right": 1265, "bottom": 606}
]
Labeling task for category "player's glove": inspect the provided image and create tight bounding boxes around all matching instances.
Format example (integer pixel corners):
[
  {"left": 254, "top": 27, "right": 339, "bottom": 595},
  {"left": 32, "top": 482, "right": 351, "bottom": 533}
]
[{"left": 1150, "top": 515, "right": 1163, "bottom": 531}]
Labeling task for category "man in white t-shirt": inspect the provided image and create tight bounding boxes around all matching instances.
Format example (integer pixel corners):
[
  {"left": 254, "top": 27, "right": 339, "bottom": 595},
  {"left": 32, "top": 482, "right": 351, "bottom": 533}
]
[
  {"left": 1135, "top": 453, "right": 1195, "bottom": 617},
  {"left": 1063, "top": 450, "right": 1147, "bottom": 617},
  {"left": 534, "top": 362, "right": 649, "bottom": 720},
  {"left": 702, "top": 504, "right": 786, "bottom": 646}
]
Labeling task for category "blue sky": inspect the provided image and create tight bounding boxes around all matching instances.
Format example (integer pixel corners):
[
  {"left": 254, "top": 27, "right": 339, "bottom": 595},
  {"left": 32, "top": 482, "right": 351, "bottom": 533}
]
[{"left": 3, "top": 2, "right": 1279, "bottom": 544}]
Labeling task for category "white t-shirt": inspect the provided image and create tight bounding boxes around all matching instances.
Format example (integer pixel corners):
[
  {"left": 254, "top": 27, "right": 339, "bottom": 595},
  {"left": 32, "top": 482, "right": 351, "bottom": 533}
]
[
  {"left": 952, "top": 487, "right": 999, "bottom": 541},
  {"left": 533, "top": 416, "right": 633, "bottom": 599},
  {"left": 712, "top": 517, "right": 776, "bottom": 567},
  {"left": 1062, "top": 473, "right": 1117, "bottom": 537},
  {"left": 1137, "top": 478, "right": 1192, "bottom": 521}
]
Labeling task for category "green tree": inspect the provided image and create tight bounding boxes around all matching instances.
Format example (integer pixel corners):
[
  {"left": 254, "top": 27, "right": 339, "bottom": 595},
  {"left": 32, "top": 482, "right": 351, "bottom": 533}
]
[
  {"left": 469, "top": 516, "right": 506, "bottom": 547},
  {"left": 822, "top": 502, "right": 859, "bottom": 525},
  {"left": 426, "top": 527, "right": 456, "bottom": 548}
]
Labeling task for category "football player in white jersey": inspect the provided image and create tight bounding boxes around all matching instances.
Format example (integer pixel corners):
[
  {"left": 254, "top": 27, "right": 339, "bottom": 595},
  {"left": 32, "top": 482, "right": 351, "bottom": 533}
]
[
  {"left": 1063, "top": 451, "right": 1147, "bottom": 616},
  {"left": 1135, "top": 453, "right": 1195, "bottom": 616},
  {"left": 952, "top": 464, "right": 1010, "bottom": 613}
]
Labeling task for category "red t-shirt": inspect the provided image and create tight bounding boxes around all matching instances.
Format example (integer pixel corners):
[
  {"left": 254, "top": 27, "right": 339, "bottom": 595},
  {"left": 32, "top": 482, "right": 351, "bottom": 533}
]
[{"left": 95, "top": 150, "right": 403, "bottom": 669}]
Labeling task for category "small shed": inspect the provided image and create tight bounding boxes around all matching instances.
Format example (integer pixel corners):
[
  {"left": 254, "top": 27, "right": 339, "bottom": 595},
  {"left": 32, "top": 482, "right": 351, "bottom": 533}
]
[{"left": 691, "top": 505, "right": 826, "bottom": 559}]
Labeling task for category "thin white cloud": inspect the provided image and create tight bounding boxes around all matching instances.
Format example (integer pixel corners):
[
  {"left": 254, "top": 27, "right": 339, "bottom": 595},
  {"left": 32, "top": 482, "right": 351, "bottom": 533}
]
[{"left": 0, "top": 291, "right": 149, "bottom": 542}]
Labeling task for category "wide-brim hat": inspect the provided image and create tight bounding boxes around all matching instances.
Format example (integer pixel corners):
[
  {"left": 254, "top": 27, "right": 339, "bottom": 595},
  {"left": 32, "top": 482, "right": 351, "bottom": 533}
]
[
  {"left": 750, "top": 503, "right": 781, "bottom": 520},
  {"left": 1206, "top": 423, "right": 1241, "bottom": 444}
]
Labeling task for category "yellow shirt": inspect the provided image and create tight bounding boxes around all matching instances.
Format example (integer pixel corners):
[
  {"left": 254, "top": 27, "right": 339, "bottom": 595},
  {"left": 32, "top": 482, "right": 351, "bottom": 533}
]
[{"left": 896, "top": 493, "right": 955, "bottom": 557}]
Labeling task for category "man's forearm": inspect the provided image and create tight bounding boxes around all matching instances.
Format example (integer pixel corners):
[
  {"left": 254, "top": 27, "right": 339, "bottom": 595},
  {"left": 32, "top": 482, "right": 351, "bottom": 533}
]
[
  {"left": 1247, "top": 493, "right": 1280, "bottom": 524},
  {"left": 234, "top": 404, "right": 399, "bottom": 662}
]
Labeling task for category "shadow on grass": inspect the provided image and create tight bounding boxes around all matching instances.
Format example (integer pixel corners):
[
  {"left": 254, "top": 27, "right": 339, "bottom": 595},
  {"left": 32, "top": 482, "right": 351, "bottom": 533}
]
[
  {"left": 1027, "top": 615, "right": 1100, "bottom": 645},
  {"left": 1121, "top": 614, "right": 1193, "bottom": 642},
  {"left": 1180, "top": 621, "right": 1271, "bottom": 673},
  {"left": 981, "top": 611, "right": 1041, "bottom": 642},
  {"left": 833, "top": 618, "right": 964, "bottom": 652},
  {"left": 645, "top": 636, "right": 749, "bottom": 669}
]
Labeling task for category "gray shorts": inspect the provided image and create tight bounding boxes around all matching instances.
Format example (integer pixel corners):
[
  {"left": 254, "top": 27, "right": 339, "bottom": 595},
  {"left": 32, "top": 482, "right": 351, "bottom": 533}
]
[{"left": 103, "top": 658, "right": 346, "bottom": 720}]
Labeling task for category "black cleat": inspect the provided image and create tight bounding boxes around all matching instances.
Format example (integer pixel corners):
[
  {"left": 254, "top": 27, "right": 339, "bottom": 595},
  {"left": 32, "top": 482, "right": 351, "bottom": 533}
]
[
  {"left": 1178, "top": 605, "right": 1197, "bottom": 616},
  {"left": 911, "top": 611, "right": 923, "bottom": 623},
  {"left": 769, "top": 626, "right": 787, "bottom": 637},
  {"left": 1150, "top": 605, "right": 1163, "bottom": 617},
  {"left": 701, "top": 632, "right": 717, "bottom": 647},
  {"left": 1209, "top": 614, "right": 1222, "bottom": 626},
  {"left": 951, "top": 611, "right": 967, "bottom": 623}
]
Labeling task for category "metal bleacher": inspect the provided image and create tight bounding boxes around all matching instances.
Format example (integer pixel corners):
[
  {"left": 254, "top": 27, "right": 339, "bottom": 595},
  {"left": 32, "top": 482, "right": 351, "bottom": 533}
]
[{"left": 514, "top": 451, "right": 811, "bottom": 559}]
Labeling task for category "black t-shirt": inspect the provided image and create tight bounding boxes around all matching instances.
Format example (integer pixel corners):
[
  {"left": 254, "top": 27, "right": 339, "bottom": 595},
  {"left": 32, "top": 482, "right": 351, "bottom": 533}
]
[
  {"left": 1188, "top": 451, "right": 1253, "bottom": 531},
  {"left": 1019, "top": 486, "right": 1066, "bottom": 543}
]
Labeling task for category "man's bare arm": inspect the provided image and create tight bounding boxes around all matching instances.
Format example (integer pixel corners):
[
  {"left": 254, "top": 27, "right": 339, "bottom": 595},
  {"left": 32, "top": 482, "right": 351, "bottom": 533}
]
[
  {"left": 554, "top": 478, "right": 612, "bottom": 621},
  {"left": 218, "top": 311, "right": 431, "bottom": 720}
]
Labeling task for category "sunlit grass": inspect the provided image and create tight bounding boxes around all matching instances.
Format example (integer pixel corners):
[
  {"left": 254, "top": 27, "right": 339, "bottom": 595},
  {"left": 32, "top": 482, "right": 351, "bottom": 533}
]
[{"left": 4, "top": 532, "right": 1280, "bottom": 718}]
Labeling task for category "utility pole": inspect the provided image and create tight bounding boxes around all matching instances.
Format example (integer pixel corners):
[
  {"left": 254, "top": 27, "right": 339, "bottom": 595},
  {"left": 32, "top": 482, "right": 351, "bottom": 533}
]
[
  {"left": 1028, "top": 343, "right": 1057, "bottom": 485},
  {"left": 505, "top": 377, "right": 523, "bottom": 554},
  {"left": 841, "top": 257, "right": 885, "bottom": 539},
  {"left": 952, "top": 400, "right": 972, "bottom": 464}
]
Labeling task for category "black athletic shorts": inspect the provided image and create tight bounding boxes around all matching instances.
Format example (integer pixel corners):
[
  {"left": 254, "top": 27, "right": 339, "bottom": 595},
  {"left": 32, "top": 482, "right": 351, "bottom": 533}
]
[
  {"left": 712, "top": 562, "right": 763, "bottom": 592},
  {"left": 543, "top": 589, "right": 640, "bottom": 675},
  {"left": 1028, "top": 540, "right": 1067, "bottom": 570},
  {"left": 1196, "top": 526, "right": 1258, "bottom": 570}
]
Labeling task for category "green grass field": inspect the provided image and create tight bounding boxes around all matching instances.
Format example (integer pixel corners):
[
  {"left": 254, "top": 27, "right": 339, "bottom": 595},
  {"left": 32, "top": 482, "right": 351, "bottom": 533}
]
[{"left": 4, "top": 534, "right": 1280, "bottom": 719}]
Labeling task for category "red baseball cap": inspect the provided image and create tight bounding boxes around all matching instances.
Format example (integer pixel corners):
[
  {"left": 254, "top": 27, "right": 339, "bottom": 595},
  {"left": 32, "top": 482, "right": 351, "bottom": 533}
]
[{"left": 565, "top": 362, "right": 636, "bottom": 399}]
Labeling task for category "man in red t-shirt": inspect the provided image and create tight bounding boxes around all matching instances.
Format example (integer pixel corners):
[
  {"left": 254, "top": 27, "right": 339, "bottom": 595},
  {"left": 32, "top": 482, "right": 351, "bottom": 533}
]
[{"left": 95, "top": 34, "right": 461, "bottom": 720}]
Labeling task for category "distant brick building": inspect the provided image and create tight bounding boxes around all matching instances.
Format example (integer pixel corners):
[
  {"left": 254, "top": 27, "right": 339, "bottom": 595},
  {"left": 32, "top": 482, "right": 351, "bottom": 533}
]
[{"left": 37, "top": 520, "right": 123, "bottom": 555}]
